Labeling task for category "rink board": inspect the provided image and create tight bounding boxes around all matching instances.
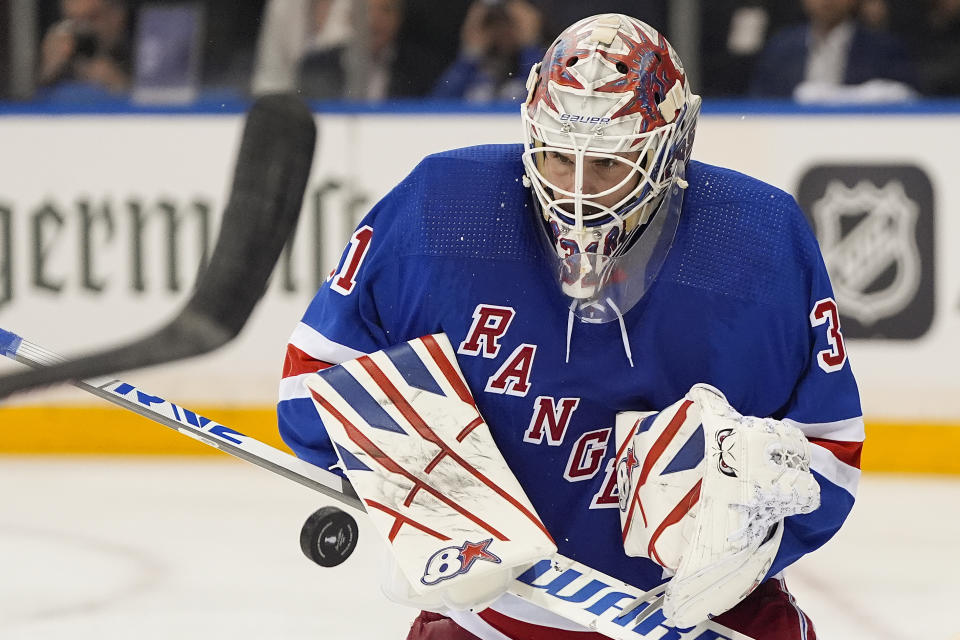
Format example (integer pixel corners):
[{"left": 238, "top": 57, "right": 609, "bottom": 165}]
[
  {"left": 0, "top": 105, "right": 958, "bottom": 471},
  {"left": 0, "top": 406, "right": 951, "bottom": 474}
]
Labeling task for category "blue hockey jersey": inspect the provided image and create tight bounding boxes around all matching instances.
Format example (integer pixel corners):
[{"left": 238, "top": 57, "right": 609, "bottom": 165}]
[{"left": 278, "top": 144, "right": 863, "bottom": 637}]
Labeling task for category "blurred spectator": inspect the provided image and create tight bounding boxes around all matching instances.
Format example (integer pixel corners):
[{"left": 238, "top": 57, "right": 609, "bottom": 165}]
[
  {"left": 749, "top": 0, "right": 916, "bottom": 101},
  {"left": 343, "top": 0, "right": 404, "bottom": 100},
  {"left": 859, "top": 0, "right": 891, "bottom": 29},
  {"left": 1, "top": 0, "right": 10, "bottom": 99},
  {"left": 388, "top": 0, "right": 471, "bottom": 97},
  {"left": 251, "top": 0, "right": 351, "bottom": 98},
  {"left": 700, "top": 1, "right": 805, "bottom": 96},
  {"left": 432, "top": 0, "right": 543, "bottom": 101},
  {"left": 37, "top": 0, "right": 131, "bottom": 96},
  {"left": 197, "top": 0, "right": 266, "bottom": 94},
  {"left": 910, "top": 0, "right": 960, "bottom": 95},
  {"left": 252, "top": 0, "right": 412, "bottom": 101}
]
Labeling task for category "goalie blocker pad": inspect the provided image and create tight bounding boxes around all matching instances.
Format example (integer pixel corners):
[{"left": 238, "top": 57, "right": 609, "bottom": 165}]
[
  {"left": 305, "top": 334, "right": 557, "bottom": 612},
  {"left": 614, "top": 384, "right": 820, "bottom": 627}
]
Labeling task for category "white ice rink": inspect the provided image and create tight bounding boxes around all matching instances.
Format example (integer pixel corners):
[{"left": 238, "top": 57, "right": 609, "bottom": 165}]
[{"left": 1, "top": 458, "right": 957, "bottom": 640}]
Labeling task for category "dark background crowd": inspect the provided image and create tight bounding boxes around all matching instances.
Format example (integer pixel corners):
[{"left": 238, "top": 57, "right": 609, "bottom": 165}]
[{"left": 2, "top": 0, "right": 959, "bottom": 105}]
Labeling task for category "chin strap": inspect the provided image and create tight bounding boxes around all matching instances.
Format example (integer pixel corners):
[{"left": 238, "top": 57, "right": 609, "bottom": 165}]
[
  {"left": 565, "top": 298, "right": 634, "bottom": 368},
  {"left": 607, "top": 298, "right": 634, "bottom": 368}
]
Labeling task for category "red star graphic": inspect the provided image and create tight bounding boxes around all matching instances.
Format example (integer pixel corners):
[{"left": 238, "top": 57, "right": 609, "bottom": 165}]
[
  {"left": 594, "top": 31, "right": 686, "bottom": 125},
  {"left": 624, "top": 447, "right": 640, "bottom": 474},
  {"left": 459, "top": 539, "right": 500, "bottom": 571}
]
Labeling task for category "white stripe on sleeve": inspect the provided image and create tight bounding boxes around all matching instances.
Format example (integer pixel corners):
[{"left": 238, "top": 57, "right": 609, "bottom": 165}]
[
  {"left": 289, "top": 322, "right": 366, "bottom": 363},
  {"left": 279, "top": 372, "right": 313, "bottom": 402},
  {"left": 784, "top": 416, "right": 865, "bottom": 442},
  {"left": 809, "top": 442, "right": 861, "bottom": 498}
]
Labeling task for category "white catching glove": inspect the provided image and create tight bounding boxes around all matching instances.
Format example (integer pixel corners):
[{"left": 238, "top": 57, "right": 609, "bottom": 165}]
[{"left": 615, "top": 384, "right": 820, "bottom": 627}]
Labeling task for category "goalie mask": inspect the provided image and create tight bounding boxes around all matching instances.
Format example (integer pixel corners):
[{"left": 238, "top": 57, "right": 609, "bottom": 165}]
[{"left": 522, "top": 14, "right": 701, "bottom": 321}]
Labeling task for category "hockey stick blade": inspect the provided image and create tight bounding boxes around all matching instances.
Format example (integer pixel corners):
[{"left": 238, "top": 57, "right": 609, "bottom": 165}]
[
  {"left": 0, "top": 327, "right": 363, "bottom": 511},
  {"left": 0, "top": 93, "right": 317, "bottom": 399}
]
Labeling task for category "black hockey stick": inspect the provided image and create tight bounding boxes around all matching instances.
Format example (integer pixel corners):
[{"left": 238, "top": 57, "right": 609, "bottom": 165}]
[{"left": 0, "top": 93, "right": 316, "bottom": 399}]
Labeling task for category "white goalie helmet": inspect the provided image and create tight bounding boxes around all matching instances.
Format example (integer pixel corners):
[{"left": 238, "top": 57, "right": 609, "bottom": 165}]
[{"left": 521, "top": 14, "right": 701, "bottom": 320}]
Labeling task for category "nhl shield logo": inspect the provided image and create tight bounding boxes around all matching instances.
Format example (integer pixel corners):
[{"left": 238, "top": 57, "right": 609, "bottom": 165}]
[
  {"left": 812, "top": 180, "right": 920, "bottom": 326},
  {"left": 798, "top": 165, "right": 934, "bottom": 340}
]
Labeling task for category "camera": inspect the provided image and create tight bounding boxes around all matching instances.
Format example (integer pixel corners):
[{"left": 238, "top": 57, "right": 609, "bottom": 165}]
[
  {"left": 56, "top": 20, "right": 99, "bottom": 58},
  {"left": 73, "top": 29, "right": 99, "bottom": 58}
]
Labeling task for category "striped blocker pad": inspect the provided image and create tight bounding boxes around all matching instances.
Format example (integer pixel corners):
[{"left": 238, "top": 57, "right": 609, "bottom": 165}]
[{"left": 305, "top": 334, "right": 557, "bottom": 611}]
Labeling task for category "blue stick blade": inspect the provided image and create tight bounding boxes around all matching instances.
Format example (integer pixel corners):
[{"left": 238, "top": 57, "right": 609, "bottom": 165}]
[{"left": 0, "top": 328, "right": 22, "bottom": 358}]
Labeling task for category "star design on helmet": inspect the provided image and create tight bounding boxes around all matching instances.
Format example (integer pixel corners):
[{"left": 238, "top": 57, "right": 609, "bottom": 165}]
[
  {"left": 533, "top": 34, "right": 589, "bottom": 114},
  {"left": 459, "top": 539, "right": 501, "bottom": 571},
  {"left": 592, "top": 31, "right": 685, "bottom": 126}
]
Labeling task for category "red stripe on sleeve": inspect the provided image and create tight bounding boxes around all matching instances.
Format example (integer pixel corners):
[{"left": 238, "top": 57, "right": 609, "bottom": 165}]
[
  {"left": 809, "top": 438, "right": 863, "bottom": 469},
  {"left": 282, "top": 343, "right": 333, "bottom": 378}
]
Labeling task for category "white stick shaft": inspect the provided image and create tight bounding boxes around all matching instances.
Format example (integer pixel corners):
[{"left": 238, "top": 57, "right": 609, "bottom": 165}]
[
  {"left": 1, "top": 329, "right": 363, "bottom": 512},
  {"left": 501, "top": 557, "right": 749, "bottom": 640}
]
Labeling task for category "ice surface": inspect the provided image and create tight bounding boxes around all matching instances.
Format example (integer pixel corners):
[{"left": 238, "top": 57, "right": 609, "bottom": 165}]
[{"left": 0, "top": 458, "right": 955, "bottom": 639}]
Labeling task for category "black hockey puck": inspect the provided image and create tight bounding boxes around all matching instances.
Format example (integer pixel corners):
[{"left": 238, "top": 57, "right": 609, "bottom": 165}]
[{"left": 299, "top": 506, "right": 359, "bottom": 567}]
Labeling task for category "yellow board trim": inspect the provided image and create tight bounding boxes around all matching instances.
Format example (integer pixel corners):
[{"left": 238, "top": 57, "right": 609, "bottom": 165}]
[
  {"left": 0, "top": 407, "right": 956, "bottom": 474},
  {"left": 0, "top": 406, "right": 285, "bottom": 455},
  {"left": 862, "top": 421, "right": 959, "bottom": 474}
]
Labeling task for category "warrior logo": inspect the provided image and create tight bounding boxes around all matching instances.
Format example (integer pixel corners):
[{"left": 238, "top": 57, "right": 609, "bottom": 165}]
[{"left": 812, "top": 180, "right": 920, "bottom": 326}]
